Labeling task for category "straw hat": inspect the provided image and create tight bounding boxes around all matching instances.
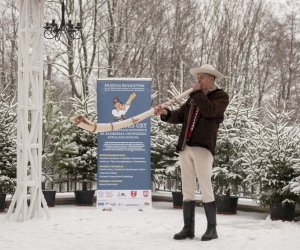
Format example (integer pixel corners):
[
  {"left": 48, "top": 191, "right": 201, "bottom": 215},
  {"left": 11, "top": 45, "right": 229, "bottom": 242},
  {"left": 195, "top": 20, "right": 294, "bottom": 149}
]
[{"left": 189, "top": 64, "right": 224, "bottom": 80}]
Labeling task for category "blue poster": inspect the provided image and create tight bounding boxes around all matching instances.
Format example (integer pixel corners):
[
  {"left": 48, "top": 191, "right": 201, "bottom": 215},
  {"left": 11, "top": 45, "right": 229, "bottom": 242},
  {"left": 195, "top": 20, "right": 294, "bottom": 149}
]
[{"left": 96, "top": 78, "right": 152, "bottom": 209}]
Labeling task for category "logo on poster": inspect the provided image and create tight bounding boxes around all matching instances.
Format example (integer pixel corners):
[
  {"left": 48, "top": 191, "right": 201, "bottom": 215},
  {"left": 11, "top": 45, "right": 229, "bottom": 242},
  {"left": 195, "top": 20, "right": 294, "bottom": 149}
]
[
  {"left": 143, "top": 191, "right": 149, "bottom": 197},
  {"left": 131, "top": 191, "right": 137, "bottom": 197}
]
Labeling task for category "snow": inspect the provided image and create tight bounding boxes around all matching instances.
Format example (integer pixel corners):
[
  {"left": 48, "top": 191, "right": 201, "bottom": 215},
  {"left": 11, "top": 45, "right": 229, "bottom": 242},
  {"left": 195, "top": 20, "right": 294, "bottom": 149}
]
[{"left": 1, "top": 202, "right": 299, "bottom": 250}]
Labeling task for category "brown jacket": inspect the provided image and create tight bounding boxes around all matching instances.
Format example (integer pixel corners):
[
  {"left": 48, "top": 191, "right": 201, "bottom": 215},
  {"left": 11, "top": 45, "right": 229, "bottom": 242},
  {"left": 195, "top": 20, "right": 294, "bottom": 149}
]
[{"left": 161, "top": 89, "right": 229, "bottom": 155}]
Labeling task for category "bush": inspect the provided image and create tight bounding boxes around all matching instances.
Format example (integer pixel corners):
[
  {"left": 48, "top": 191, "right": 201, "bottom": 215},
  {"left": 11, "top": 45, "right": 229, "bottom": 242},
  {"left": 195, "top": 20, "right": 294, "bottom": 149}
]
[
  {"left": 242, "top": 104, "right": 300, "bottom": 206},
  {"left": 0, "top": 176, "right": 16, "bottom": 195},
  {"left": 213, "top": 95, "right": 259, "bottom": 197},
  {"left": 0, "top": 89, "right": 17, "bottom": 195}
]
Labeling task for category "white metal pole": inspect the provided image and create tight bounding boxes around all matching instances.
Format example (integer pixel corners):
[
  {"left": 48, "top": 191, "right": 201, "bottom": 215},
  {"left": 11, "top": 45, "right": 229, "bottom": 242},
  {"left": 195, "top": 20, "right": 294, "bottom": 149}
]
[{"left": 7, "top": 0, "right": 50, "bottom": 221}]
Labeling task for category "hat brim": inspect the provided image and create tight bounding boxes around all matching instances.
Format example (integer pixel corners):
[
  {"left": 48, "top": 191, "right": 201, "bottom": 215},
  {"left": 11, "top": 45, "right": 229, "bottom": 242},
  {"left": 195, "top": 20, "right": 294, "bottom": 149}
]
[{"left": 189, "top": 68, "right": 224, "bottom": 80}]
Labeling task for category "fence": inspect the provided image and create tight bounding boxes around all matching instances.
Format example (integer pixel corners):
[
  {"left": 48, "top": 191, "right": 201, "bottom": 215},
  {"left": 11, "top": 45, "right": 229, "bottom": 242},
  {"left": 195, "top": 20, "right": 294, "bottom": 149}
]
[
  {"left": 153, "top": 177, "right": 260, "bottom": 199},
  {"left": 46, "top": 177, "right": 259, "bottom": 199}
]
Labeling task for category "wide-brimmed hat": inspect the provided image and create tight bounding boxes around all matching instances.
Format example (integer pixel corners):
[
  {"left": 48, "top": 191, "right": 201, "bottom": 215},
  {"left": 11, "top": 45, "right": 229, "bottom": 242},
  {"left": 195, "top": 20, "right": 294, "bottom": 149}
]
[{"left": 189, "top": 64, "right": 224, "bottom": 80}]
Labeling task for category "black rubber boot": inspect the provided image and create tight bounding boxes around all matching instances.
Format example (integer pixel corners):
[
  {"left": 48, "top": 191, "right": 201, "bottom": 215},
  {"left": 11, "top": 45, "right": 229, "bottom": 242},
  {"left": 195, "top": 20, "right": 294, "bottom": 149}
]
[
  {"left": 201, "top": 201, "right": 218, "bottom": 241},
  {"left": 173, "top": 200, "right": 195, "bottom": 240}
]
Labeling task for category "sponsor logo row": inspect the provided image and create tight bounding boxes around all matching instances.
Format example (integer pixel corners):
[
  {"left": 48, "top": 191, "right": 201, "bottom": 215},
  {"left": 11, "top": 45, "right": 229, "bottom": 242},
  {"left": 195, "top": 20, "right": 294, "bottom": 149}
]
[{"left": 98, "top": 190, "right": 150, "bottom": 198}]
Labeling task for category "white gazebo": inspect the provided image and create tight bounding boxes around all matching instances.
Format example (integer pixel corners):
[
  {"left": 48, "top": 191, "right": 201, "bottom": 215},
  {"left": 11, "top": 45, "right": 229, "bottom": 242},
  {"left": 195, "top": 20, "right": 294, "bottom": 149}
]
[{"left": 7, "top": 0, "right": 50, "bottom": 221}]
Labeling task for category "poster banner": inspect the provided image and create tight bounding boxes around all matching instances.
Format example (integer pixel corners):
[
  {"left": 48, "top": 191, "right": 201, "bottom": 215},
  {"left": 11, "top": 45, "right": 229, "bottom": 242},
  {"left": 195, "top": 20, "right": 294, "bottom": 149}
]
[{"left": 96, "top": 78, "right": 152, "bottom": 209}]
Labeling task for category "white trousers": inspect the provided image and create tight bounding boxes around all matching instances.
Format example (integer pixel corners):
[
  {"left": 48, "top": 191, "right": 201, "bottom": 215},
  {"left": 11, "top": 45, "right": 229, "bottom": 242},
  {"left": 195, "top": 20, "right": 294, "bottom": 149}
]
[{"left": 179, "top": 146, "right": 215, "bottom": 203}]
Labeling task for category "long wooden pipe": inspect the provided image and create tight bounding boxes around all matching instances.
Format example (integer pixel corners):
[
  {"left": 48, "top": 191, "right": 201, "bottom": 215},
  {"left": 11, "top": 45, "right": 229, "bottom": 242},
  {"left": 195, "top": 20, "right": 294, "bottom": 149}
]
[{"left": 70, "top": 88, "right": 193, "bottom": 133}]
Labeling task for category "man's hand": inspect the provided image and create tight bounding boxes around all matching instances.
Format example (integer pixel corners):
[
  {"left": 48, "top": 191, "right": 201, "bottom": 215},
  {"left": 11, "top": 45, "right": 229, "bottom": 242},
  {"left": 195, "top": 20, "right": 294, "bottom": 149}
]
[{"left": 154, "top": 105, "right": 167, "bottom": 116}]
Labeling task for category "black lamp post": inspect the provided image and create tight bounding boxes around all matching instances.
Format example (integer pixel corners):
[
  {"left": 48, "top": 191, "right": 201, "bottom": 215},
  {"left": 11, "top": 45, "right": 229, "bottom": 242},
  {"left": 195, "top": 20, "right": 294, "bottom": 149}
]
[{"left": 44, "top": 0, "right": 81, "bottom": 41}]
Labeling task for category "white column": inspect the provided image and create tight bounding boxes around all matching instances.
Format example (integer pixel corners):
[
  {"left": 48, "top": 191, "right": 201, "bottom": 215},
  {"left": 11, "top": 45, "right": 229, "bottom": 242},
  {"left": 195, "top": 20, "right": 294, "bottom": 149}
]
[{"left": 7, "top": 0, "right": 50, "bottom": 221}]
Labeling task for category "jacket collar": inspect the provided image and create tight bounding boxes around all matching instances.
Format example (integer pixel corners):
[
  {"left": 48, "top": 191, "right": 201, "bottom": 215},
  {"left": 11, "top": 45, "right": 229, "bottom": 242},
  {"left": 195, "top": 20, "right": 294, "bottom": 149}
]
[{"left": 207, "top": 88, "right": 223, "bottom": 96}]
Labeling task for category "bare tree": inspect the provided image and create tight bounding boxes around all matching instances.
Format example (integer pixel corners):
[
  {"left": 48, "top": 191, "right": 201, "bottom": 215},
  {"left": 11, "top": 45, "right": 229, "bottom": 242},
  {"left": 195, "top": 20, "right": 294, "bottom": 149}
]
[
  {"left": 2, "top": 0, "right": 298, "bottom": 118},
  {"left": 0, "top": 0, "right": 18, "bottom": 98}
]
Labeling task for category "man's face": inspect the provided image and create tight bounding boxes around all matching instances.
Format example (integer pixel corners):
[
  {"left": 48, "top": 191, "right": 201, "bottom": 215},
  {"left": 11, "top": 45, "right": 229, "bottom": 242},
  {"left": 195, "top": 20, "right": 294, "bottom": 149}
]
[{"left": 195, "top": 73, "right": 215, "bottom": 90}]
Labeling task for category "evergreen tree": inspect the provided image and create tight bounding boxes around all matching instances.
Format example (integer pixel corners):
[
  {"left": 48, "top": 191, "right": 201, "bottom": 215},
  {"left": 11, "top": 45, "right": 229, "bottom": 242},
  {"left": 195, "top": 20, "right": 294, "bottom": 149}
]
[
  {"left": 243, "top": 104, "right": 300, "bottom": 205},
  {"left": 213, "top": 94, "right": 259, "bottom": 197},
  {"left": 151, "top": 83, "right": 187, "bottom": 191},
  {"left": 151, "top": 116, "right": 181, "bottom": 190},
  {"left": 42, "top": 81, "right": 79, "bottom": 190},
  {"left": 66, "top": 95, "right": 97, "bottom": 191},
  {"left": 0, "top": 89, "right": 16, "bottom": 195},
  {"left": 288, "top": 174, "right": 300, "bottom": 196}
]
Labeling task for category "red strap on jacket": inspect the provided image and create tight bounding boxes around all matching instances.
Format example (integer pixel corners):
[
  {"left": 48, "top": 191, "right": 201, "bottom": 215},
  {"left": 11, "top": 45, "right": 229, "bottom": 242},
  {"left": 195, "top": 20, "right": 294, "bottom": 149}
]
[{"left": 186, "top": 105, "right": 199, "bottom": 138}]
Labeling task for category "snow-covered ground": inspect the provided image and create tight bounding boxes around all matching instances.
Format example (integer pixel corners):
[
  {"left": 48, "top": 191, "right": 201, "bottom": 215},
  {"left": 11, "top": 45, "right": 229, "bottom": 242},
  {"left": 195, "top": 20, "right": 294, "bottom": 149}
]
[{"left": 0, "top": 202, "right": 299, "bottom": 250}]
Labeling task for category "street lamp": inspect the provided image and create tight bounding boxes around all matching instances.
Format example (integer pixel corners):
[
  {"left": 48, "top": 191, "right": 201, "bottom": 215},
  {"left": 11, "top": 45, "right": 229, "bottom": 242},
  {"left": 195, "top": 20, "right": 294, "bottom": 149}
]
[{"left": 44, "top": 0, "right": 81, "bottom": 41}]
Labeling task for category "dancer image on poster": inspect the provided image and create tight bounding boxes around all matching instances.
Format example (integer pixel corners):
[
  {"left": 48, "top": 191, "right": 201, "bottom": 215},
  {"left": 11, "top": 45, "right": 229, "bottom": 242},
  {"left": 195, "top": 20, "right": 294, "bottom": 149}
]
[{"left": 112, "top": 92, "right": 137, "bottom": 121}]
